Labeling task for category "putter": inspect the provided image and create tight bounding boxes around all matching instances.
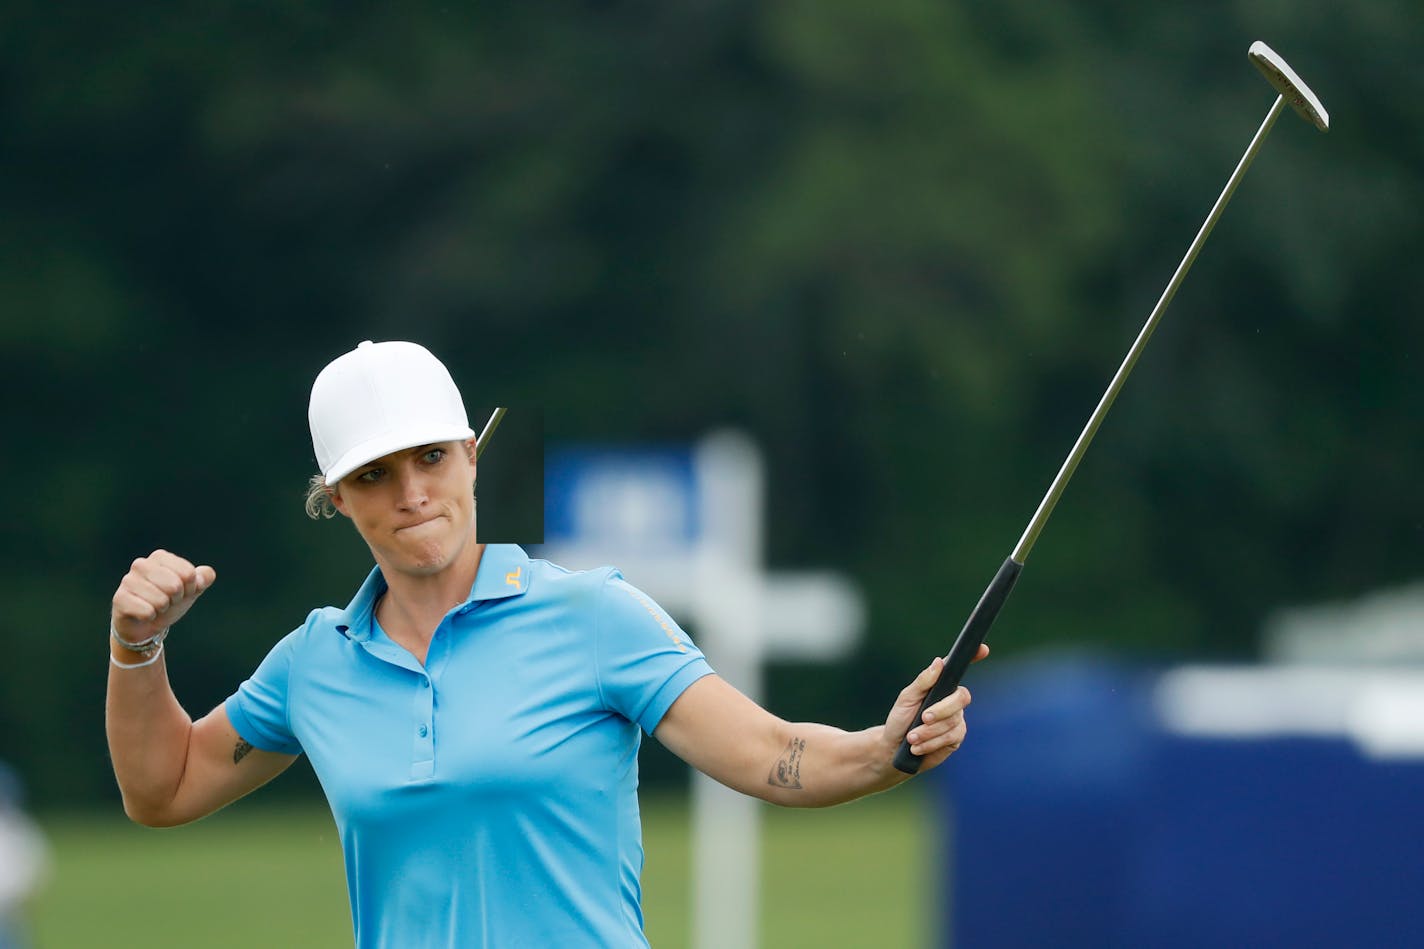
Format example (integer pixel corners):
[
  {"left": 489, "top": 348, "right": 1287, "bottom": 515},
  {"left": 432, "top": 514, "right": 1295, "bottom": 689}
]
[
  {"left": 476, "top": 408, "right": 507, "bottom": 460},
  {"left": 894, "top": 41, "right": 1330, "bottom": 774}
]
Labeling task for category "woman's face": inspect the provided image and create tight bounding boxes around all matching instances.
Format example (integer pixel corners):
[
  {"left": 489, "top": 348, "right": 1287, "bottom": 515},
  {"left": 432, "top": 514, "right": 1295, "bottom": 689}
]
[{"left": 331, "top": 440, "right": 478, "bottom": 577}]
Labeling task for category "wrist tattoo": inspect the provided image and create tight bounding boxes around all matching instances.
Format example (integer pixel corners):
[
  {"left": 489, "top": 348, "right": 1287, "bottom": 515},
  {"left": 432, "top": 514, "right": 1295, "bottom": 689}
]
[
  {"left": 233, "top": 739, "right": 254, "bottom": 764},
  {"left": 767, "top": 737, "right": 806, "bottom": 790}
]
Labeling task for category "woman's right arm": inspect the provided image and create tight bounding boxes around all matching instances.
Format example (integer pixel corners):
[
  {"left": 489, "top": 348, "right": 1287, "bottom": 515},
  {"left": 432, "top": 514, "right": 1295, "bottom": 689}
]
[{"left": 106, "top": 550, "right": 296, "bottom": 827}]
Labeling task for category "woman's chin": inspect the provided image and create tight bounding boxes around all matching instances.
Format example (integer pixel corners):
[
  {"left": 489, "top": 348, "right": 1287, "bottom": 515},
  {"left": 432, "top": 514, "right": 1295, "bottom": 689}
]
[
  {"left": 408, "top": 541, "right": 457, "bottom": 573},
  {"left": 400, "top": 533, "right": 472, "bottom": 576}
]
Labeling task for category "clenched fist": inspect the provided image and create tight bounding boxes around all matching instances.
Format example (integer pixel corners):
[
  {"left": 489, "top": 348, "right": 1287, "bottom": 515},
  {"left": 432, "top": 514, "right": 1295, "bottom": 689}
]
[{"left": 111, "top": 550, "right": 217, "bottom": 645}]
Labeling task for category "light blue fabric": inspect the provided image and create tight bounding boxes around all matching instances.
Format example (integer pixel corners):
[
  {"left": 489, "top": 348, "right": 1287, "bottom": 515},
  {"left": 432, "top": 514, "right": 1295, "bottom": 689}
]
[{"left": 225, "top": 544, "right": 713, "bottom": 948}]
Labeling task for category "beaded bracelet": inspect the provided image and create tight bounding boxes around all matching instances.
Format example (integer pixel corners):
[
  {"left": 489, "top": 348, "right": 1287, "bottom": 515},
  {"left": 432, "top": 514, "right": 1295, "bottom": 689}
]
[{"left": 110, "top": 623, "right": 169, "bottom": 658}]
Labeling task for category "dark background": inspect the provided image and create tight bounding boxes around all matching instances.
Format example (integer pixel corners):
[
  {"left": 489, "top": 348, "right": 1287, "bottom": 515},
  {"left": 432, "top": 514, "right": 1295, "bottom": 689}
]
[
  {"left": 473, "top": 406, "right": 543, "bottom": 543},
  {"left": 1, "top": 1, "right": 1419, "bottom": 806}
]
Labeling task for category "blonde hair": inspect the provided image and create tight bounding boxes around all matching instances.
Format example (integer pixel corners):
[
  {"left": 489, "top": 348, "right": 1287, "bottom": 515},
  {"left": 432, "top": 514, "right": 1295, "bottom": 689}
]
[{"left": 305, "top": 475, "right": 338, "bottom": 520}]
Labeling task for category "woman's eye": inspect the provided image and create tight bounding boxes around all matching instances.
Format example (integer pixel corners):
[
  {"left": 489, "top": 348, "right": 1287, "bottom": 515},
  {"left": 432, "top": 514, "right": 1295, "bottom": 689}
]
[
  {"left": 356, "top": 468, "right": 384, "bottom": 483},
  {"left": 423, "top": 448, "right": 446, "bottom": 464}
]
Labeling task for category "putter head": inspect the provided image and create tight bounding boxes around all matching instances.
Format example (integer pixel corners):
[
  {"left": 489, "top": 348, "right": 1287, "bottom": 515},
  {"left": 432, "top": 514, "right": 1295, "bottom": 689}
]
[{"left": 1249, "top": 41, "right": 1329, "bottom": 132}]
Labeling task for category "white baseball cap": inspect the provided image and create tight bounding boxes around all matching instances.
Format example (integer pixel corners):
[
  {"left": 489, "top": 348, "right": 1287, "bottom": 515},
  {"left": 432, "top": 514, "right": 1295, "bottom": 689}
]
[{"left": 309, "top": 340, "right": 475, "bottom": 485}]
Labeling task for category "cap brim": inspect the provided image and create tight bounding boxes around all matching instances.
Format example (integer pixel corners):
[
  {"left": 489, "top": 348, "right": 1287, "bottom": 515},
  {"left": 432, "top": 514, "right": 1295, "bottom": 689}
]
[{"left": 324, "top": 424, "right": 477, "bottom": 485}]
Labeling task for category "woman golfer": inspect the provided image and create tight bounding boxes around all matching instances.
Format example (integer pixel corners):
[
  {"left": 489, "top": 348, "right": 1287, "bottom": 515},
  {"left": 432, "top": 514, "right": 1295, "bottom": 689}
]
[{"left": 106, "top": 340, "right": 982, "bottom": 948}]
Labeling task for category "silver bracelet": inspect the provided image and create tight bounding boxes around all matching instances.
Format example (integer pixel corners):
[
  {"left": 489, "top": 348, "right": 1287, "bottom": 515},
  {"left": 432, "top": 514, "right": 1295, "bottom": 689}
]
[
  {"left": 110, "top": 623, "right": 169, "bottom": 658},
  {"left": 110, "top": 643, "right": 164, "bottom": 669}
]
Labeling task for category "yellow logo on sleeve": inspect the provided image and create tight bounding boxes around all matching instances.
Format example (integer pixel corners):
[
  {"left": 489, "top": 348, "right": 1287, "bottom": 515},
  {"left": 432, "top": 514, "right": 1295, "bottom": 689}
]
[{"left": 621, "top": 585, "right": 687, "bottom": 653}]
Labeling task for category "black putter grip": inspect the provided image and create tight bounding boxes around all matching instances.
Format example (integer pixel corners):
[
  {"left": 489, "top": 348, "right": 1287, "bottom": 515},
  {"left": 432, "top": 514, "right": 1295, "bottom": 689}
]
[{"left": 892, "top": 556, "right": 1023, "bottom": 775}]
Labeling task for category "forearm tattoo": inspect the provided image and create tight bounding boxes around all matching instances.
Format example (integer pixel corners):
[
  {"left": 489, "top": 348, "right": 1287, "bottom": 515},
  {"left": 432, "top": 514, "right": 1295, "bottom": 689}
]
[
  {"left": 767, "top": 737, "right": 806, "bottom": 790},
  {"left": 233, "top": 739, "right": 254, "bottom": 764}
]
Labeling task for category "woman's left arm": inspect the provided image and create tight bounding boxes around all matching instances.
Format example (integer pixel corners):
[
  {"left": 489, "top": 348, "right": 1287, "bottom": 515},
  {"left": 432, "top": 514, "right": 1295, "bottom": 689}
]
[{"left": 654, "top": 649, "right": 984, "bottom": 808}]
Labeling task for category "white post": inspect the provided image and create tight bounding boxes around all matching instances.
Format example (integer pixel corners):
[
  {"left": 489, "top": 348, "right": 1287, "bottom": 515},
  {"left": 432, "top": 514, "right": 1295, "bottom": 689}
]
[
  {"left": 690, "top": 432, "right": 764, "bottom": 949},
  {"left": 535, "top": 431, "right": 864, "bottom": 949}
]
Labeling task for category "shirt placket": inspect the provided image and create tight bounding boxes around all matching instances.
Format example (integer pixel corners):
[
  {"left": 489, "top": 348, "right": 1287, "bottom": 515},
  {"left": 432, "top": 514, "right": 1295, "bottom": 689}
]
[
  {"left": 411, "top": 667, "right": 435, "bottom": 780},
  {"left": 357, "top": 632, "right": 438, "bottom": 782},
  {"left": 410, "top": 614, "right": 459, "bottom": 781}
]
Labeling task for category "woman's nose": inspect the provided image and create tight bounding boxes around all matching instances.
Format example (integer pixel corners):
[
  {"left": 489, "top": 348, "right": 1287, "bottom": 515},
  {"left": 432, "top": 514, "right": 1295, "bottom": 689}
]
[{"left": 394, "top": 469, "right": 430, "bottom": 508}]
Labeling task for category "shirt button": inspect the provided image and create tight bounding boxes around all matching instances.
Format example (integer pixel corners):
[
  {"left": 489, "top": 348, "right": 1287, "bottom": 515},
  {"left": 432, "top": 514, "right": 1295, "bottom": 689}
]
[
  {"left": 418, "top": 724, "right": 429, "bottom": 738},
  {"left": 421, "top": 679, "right": 430, "bottom": 689}
]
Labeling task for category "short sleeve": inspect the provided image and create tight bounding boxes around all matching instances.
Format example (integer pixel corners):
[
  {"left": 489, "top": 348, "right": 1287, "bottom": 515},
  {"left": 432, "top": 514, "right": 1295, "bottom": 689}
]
[
  {"left": 224, "top": 630, "right": 304, "bottom": 756},
  {"left": 595, "top": 572, "right": 715, "bottom": 734}
]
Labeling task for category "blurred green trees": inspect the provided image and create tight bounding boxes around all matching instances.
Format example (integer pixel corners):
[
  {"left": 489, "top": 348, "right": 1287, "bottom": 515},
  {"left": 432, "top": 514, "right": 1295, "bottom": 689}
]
[{"left": 1, "top": 2, "right": 1419, "bottom": 804}]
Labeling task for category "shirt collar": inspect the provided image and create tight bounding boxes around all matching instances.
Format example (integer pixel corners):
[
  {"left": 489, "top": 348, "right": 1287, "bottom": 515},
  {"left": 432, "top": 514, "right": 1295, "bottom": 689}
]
[
  {"left": 466, "top": 543, "right": 533, "bottom": 602},
  {"left": 334, "top": 544, "right": 532, "bottom": 640}
]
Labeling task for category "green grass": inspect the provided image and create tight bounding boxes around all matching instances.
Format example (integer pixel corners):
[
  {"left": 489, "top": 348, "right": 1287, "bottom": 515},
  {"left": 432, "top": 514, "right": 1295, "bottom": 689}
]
[
  {"left": 32, "top": 789, "right": 937, "bottom": 947},
  {"left": 33, "top": 806, "right": 351, "bottom": 948}
]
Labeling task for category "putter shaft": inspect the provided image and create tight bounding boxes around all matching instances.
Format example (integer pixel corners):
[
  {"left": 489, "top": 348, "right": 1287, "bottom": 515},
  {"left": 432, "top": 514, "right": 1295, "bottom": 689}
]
[
  {"left": 1011, "top": 95, "right": 1288, "bottom": 565},
  {"left": 476, "top": 408, "right": 507, "bottom": 460}
]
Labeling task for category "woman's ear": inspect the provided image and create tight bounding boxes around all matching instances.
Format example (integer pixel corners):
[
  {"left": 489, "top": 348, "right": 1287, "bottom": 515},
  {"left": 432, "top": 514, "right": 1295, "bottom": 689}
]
[{"left": 329, "top": 484, "right": 350, "bottom": 518}]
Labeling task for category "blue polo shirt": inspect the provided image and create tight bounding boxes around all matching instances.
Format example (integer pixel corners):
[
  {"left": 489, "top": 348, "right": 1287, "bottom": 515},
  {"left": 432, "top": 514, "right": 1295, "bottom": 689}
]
[{"left": 224, "top": 544, "right": 714, "bottom": 948}]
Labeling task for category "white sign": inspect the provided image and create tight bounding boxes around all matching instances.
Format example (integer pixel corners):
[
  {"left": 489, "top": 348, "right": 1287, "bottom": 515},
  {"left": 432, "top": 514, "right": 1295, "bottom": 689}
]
[{"left": 535, "top": 430, "right": 864, "bottom": 949}]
